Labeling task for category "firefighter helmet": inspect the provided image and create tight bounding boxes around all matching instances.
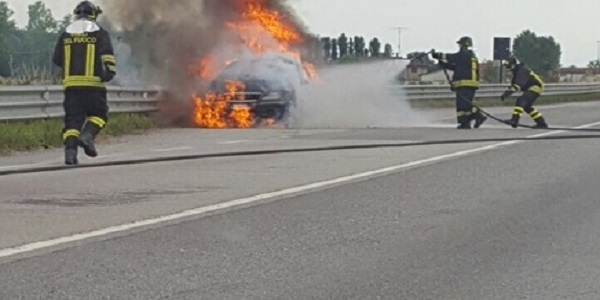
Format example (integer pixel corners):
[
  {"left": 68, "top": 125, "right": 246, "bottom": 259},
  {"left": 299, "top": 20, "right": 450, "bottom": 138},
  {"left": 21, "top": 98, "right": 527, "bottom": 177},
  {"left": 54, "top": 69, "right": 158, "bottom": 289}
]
[
  {"left": 456, "top": 36, "right": 473, "bottom": 47},
  {"left": 73, "top": 1, "right": 103, "bottom": 20},
  {"left": 503, "top": 56, "right": 520, "bottom": 70}
]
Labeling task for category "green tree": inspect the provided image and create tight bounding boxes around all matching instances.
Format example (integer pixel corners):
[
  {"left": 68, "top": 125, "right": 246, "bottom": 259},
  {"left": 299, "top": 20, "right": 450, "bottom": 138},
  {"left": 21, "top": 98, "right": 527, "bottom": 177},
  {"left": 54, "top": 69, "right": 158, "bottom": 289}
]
[
  {"left": 10, "top": 1, "right": 61, "bottom": 80},
  {"left": 0, "top": 1, "right": 70, "bottom": 83},
  {"left": 26, "top": 1, "right": 57, "bottom": 32},
  {"left": 513, "top": 29, "right": 561, "bottom": 77},
  {"left": 0, "top": 1, "right": 15, "bottom": 76},
  {"left": 321, "top": 37, "right": 331, "bottom": 60},
  {"left": 338, "top": 33, "right": 348, "bottom": 58},
  {"left": 369, "top": 37, "right": 381, "bottom": 57},
  {"left": 353, "top": 36, "right": 364, "bottom": 57},
  {"left": 383, "top": 43, "right": 393, "bottom": 58},
  {"left": 0, "top": 1, "right": 15, "bottom": 31},
  {"left": 57, "top": 14, "right": 71, "bottom": 33},
  {"left": 331, "top": 38, "right": 338, "bottom": 60},
  {"left": 348, "top": 37, "right": 354, "bottom": 56}
]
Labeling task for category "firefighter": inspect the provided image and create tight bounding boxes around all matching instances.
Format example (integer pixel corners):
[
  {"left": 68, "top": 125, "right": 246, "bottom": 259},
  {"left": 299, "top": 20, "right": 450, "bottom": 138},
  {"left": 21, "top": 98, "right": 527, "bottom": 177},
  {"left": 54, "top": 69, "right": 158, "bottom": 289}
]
[
  {"left": 52, "top": 1, "right": 117, "bottom": 165},
  {"left": 500, "top": 56, "right": 548, "bottom": 129},
  {"left": 430, "top": 36, "right": 487, "bottom": 129}
]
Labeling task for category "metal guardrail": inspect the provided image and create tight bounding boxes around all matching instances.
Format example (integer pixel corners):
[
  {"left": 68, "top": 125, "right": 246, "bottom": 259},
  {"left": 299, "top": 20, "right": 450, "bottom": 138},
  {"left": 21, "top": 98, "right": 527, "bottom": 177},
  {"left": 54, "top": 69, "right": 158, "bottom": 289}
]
[
  {"left": 394, "top": 83, "right": 600, "bottom": 100},
  {"left": 1, "top": 83, "right": 599, "bottom": 122},
  {"left": 0, "top": 85, "right": 161, "bottom": 121}
]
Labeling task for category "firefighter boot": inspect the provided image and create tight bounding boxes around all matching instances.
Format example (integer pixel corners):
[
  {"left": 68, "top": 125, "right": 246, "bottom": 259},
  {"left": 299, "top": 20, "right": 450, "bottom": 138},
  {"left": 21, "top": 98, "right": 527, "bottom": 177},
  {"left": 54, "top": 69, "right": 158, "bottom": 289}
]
[
  {"left": 457, "top": 123, "right": 471, "bottom": 129},
  {"left": 456, "top": 113, "right": 471, "bottom": 129},
  {"left": 473, "top": 111, "right": 487, "bottom": 129},
  {"left": 64, "top": 137, "right": 79, "bottom": 165},
  {"left": 533, "top": 116, "right": 549, "bottom": 129},
  {"left": 504, "top": 115, "right": 520, "bottom": 128},
  {"left": 78, "top": 122, "right": 101, "bottom": 157}
]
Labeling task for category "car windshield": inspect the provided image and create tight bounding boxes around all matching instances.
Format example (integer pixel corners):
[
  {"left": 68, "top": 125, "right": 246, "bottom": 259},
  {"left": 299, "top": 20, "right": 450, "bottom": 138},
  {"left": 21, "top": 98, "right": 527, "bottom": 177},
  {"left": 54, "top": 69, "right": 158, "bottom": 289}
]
[{"left": 210, "top": 57, "right": 298, "bottom": 92}]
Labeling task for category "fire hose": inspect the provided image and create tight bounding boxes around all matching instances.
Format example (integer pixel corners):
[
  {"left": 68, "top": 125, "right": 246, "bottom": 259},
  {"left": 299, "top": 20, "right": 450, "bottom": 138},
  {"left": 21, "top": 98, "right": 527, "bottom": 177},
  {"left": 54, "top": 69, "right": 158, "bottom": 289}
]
[
  {"left": 2, "top": 131, "right": 600, "bottom": 177},
  {"left": 13, "top": 133, "right": 595, "bottom": 177}
]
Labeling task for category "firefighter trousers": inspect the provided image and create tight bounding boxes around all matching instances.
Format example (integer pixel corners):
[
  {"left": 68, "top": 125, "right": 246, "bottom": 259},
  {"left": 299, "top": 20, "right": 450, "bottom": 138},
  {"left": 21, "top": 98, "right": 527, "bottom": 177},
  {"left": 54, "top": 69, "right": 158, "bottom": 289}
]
[
  {"left": 61, "top": 89, "right": 109, "bottom": 149},
  {"left": 455, "top": 87, "right": 482, "bottom": 127},
  {"left": 511, "top": 90, "right": 546, "bottom": 124}
]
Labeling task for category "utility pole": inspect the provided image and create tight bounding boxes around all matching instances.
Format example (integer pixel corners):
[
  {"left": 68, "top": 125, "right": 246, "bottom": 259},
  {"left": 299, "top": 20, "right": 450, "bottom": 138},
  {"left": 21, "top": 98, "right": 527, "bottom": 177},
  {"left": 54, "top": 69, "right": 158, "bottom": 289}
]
[{"left": 392, "top": 26, "right": 408, "bottom": 58}]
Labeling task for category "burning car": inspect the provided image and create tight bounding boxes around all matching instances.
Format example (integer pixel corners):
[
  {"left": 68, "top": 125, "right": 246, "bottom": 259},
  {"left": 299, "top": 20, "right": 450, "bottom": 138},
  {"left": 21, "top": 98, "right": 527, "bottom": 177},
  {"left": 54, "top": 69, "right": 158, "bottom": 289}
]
[
  {"left": 205, "top": 53, "right": 306, "bottom": 127},
  {"left": 189, "top": 0, "right": 319, "bottom": 129}
]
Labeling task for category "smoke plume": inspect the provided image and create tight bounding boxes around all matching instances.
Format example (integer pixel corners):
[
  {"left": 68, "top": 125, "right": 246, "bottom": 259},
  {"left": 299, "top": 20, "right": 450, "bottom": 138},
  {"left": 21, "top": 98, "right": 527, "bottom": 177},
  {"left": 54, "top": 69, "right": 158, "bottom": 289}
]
[
  {"left": 96, "top": 0, "right": 426, "bottom": 128},
  {"left": 291, "top": 59, "right": 427, "bottom": 129},
  {"left": 97, "top": 0, "right": 313, "bottom": 125},
  {"left": 98, "top": 0, "right": 310, "bottom": 85}
]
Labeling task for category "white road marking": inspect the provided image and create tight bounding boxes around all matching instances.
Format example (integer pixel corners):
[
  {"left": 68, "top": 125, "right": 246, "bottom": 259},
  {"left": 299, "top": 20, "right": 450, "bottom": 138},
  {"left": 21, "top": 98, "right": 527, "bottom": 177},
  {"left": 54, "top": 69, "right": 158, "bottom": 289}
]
[
  {"left": 0, "top": 151, "right": 139, "bottom": 168},
  {"left": 0, "top": 158, "right": 62, "bottom": 170},
  {"left": 151, "top": 147, "right": 193, "bottom": 152},
  {"left": 0, "top": 163, "right": 47, "bottom": 170},
  {"left": 219, "top": 140, "right": 250, "bottom": 144},
  {"left": 0, "top": 121, "right": 599, "bottom": 259}
]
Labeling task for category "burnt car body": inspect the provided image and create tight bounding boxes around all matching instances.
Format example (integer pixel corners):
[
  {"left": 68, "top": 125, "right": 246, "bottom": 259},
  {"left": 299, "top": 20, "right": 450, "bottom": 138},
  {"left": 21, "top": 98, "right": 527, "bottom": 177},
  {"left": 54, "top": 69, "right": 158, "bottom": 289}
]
[{"left": 207, "top": 53, "right": 307, "bottom": 126}]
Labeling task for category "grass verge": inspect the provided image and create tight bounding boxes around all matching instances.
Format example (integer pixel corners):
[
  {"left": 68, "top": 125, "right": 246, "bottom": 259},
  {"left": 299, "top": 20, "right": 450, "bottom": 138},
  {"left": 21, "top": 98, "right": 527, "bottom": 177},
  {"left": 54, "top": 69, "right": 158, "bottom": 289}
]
[
  {"left": 409, "top": 92, "right": 600, "bottom": 109},
  {"left": 0, "top": 113, "right": 158, "bottom": 155}
]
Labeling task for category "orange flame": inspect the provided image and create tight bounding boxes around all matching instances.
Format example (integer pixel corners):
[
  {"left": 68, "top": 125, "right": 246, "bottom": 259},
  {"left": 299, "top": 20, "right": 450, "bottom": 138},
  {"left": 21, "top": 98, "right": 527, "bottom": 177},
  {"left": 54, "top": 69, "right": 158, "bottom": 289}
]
[
  {"left": 192, "top": 0, "right": 318, "bottom": 129},
  {"left": 188, "top": 57, "right": 217, "bottom": 80},
  {"left": 193, "top": 80, "right": 253, "bottom": 128}
]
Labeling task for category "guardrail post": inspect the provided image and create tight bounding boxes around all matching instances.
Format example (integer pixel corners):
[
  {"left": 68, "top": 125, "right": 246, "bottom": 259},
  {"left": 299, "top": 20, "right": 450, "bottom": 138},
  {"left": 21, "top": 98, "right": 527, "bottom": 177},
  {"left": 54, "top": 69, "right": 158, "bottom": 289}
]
[{"left": 41, "top": 85, "right": 51, "bottom": 119}]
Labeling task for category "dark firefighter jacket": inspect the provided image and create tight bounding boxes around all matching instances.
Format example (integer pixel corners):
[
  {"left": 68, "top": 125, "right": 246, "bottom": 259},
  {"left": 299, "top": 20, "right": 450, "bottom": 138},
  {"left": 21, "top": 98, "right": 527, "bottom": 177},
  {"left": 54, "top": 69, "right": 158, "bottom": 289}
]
[
  {"left": 52, "top": 19, "right": 116, "bottom": 89},
  {"left": 508, "top": 64, "right": 544, "bottom": 95},
  {"left": 439, "top": 49, "right": 480, "bottom": 89}
]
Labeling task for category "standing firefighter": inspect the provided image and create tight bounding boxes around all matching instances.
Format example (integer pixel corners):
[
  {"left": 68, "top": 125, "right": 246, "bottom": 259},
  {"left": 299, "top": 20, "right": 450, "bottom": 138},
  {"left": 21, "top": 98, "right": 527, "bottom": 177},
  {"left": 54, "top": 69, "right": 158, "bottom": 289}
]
[
  {"left": 500, "top": 56, "right": 548, "bottom": 129},
  {"left": 431, "top": 36, "right": 487, "bottom": 129},
  {"left": 52, "top": 1, "right": 116, "bottom": 165}
]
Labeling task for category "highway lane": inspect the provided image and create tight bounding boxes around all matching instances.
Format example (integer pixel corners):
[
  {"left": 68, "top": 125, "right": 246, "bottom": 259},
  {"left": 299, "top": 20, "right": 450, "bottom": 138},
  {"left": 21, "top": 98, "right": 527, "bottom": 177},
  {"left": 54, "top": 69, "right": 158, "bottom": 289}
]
[{"left": 0, "top": 121, "right": 599, "bottom": 298}]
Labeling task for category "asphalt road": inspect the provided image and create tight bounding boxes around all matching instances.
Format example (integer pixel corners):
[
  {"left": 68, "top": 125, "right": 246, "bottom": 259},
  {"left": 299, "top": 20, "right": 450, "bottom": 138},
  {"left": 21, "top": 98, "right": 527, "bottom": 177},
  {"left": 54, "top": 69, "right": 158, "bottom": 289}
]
[
  {"left": 0, "top": 101, "right": 597, "bottom": 169},
  {"left": 1, "top": 102, "right": 600, "bottom": 299}
]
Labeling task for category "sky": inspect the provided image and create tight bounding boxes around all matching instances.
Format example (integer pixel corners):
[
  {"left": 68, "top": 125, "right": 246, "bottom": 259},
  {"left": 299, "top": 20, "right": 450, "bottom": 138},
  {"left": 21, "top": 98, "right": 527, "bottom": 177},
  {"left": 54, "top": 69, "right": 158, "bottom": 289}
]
[{"left": 6, "top": 0, "right": 600, "bottom": 67}]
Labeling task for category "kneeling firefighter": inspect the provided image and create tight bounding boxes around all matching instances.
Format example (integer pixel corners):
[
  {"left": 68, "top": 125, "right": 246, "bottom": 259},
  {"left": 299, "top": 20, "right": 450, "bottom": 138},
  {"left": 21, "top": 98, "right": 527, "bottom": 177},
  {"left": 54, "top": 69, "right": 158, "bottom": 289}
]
[
  {"left": 52, "top": 1, "right": 117, "bottom": 165},
  {"left": 431, "top": 36, "right": 487, "bottom": 129},
  {"left": 500, "top": 56, "right": 548, "bottom": 129}
]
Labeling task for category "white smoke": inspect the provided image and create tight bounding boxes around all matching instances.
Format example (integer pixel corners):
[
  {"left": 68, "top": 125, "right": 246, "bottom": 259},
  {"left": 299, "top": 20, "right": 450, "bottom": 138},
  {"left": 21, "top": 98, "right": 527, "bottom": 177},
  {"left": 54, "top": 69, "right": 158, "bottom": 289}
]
[{"left": 290, "top": 59, "right": 428, "bottom": 129}]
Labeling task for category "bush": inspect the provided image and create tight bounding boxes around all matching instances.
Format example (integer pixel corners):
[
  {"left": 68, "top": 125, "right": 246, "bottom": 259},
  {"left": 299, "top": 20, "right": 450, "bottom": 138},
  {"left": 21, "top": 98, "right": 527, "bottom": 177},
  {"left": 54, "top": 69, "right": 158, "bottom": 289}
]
[{"left": 0, "top": 113, "right": 157, "bottom": 154}]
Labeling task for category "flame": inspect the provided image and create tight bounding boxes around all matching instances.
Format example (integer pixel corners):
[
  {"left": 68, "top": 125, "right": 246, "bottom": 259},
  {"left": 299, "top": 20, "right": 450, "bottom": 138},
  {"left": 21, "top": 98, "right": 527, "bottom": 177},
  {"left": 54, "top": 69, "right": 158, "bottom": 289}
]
[
  {"left": 225, "top": 1, "right": 318, "bottom": 82},
  {"left": 193, "top": 80, "right": 253, "bottom": 128},
  {"left": 188, "top": 56, "right": 217, "bottom": 80},
  {"left": 261, "top": 118, "right": 277, "bottom": 126},
  {"left": 192, "top": 0, "right": 318, "bottom": 129},
  {"left": 303, "top": 63, "right": 318, "bottom": 81}
]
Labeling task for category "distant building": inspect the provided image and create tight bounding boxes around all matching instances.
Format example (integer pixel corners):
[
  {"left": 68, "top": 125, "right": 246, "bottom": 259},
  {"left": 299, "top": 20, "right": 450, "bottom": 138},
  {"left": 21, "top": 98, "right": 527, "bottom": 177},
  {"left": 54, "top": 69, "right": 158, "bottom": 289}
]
[
  {"left": 398, "top": 62, "right": 429, "bottom": 83},
  {"left": 556, "top": 67, "right": 600, "bottom": 82},
  {"left": 419, "top": 69, "right": 452, "bottom": 84}
]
